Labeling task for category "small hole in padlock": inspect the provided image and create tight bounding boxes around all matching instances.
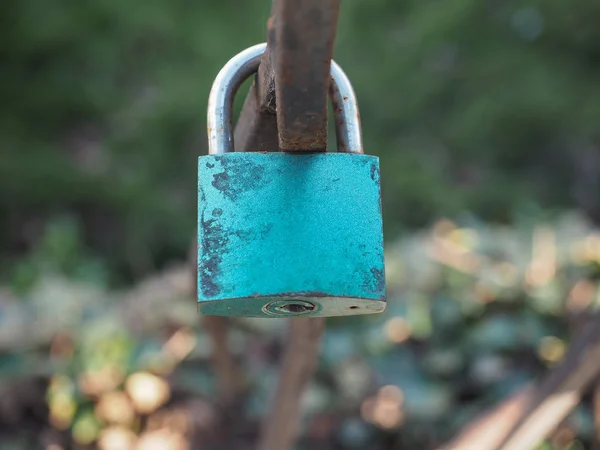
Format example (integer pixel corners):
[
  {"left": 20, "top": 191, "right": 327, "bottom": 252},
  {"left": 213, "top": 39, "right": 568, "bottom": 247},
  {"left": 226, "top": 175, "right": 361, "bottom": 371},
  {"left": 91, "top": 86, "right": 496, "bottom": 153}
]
[
  {"left": 263, "top": 299, "right": 317, "bottom": 316},
  {"left": 277, "top": 302, "right": 315, "bottom": 313}
]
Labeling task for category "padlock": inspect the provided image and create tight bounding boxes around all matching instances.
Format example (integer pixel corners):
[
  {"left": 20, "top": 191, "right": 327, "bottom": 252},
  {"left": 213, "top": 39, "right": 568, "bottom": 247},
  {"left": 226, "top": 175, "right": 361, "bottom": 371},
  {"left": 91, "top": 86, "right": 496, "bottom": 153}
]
[{"left": 198, "top": 43, "right": 386, "bottom": 318}]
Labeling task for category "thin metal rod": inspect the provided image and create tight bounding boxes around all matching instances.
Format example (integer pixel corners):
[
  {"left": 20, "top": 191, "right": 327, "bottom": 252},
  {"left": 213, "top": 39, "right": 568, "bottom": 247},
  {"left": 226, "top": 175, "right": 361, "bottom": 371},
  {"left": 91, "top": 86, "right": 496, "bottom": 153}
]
[{"left": 207, "top": 43, "right": 363, "bottom": 155}]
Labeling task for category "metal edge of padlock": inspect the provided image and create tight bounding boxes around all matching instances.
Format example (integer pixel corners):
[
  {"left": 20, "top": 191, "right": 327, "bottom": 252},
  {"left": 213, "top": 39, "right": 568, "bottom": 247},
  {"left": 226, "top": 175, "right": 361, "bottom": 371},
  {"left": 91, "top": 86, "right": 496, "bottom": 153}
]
[{"left": 198, "top": 42, "right": 386, "bottom": 318}]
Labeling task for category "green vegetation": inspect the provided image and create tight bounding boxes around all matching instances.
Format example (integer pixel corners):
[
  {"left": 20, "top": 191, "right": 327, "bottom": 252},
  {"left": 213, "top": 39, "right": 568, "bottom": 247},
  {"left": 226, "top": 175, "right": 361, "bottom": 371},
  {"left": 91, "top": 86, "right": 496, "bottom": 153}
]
[
  {"left": 3, "top": 0, "right": 600, "bottom": 282},
  {"left": 2, "top": 212, "right": 598, "bottom": 448}
]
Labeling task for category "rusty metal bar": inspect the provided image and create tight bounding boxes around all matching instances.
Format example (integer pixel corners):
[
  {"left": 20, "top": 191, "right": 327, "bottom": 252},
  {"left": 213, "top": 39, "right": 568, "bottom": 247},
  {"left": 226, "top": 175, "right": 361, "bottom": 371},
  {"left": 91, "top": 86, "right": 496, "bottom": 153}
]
[
  {"left": 203, "top": 2, "right": 341, "bottom": 449},
  {"left": 272, "top": 0, "right": 340, "bottom": 151},
  {"left": 257, "top": 1, "right": 339, "bottom": 448},
  {"left": 231, "top": 2, "right": 278, "bottom": 154},
  {"left": 233, "top": 0, "right": 340, "bottom": 152},
  {"left": 258, "top": 318, "right": 326, "bottom": 450}
]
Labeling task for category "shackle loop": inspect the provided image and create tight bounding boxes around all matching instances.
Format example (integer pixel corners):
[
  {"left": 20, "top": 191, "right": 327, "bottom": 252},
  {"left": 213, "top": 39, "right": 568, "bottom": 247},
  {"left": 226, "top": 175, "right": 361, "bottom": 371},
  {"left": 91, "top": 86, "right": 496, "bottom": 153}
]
[{"left": 207, "top": 42, "right": 363, "bottom": 155}]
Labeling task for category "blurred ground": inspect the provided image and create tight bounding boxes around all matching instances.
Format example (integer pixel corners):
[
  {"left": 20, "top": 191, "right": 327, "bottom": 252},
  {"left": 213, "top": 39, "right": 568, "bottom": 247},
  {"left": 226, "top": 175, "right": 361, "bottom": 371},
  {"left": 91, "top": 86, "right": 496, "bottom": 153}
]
[{"left": 1, "top": 212, "right": 599, "bottom": 449}]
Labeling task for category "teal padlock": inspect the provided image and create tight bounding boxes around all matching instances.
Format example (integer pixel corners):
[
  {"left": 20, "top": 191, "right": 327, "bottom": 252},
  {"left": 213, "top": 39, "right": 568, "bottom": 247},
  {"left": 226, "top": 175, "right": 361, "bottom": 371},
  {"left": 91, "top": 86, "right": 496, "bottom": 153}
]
[{"left": 198, "top": 43, "right": 385, "bottom": 318}]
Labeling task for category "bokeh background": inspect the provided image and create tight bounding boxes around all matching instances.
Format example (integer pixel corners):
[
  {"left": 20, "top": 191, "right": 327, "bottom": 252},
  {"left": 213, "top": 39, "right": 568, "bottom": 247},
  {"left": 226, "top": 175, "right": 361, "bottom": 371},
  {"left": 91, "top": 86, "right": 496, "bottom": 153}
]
[{"left": 2, "top": 0, "right": 600, "bottom": 448}]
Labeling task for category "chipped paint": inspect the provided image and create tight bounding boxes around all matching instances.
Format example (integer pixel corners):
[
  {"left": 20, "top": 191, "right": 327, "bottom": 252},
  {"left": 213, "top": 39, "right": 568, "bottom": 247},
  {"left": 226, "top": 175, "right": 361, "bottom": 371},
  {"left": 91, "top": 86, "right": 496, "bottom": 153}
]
[
  {"left": 210, "top": 154, "right": 268, "bottom": 201},
  {"left": 197, "top": 152, "right": 386, "bottom": 317}
]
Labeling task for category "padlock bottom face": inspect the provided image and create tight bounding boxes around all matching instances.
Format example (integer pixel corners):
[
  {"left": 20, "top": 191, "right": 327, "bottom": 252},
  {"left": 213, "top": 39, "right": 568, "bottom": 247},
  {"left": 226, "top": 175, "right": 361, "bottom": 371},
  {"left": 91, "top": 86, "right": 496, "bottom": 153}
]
[
  {"left": 197, "top": 295, "right": 386, "bottom": 318},
  {"left": 197, "top": 152, "right": 386, "bottom": 318}
]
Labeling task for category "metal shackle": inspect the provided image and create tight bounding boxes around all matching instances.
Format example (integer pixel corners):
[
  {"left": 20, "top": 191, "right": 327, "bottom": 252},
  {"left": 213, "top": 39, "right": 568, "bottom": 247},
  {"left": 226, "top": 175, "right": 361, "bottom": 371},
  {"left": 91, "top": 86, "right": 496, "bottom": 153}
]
[{"left": 207, "top": 42, "right": 363, "bottom": 155}]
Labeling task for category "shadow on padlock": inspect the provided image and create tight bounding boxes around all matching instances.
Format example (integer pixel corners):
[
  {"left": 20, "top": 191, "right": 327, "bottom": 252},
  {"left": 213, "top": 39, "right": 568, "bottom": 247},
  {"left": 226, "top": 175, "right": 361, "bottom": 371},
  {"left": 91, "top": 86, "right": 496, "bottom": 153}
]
[{"left": 198, "top": 43, "right": 386, "bottom": 318}]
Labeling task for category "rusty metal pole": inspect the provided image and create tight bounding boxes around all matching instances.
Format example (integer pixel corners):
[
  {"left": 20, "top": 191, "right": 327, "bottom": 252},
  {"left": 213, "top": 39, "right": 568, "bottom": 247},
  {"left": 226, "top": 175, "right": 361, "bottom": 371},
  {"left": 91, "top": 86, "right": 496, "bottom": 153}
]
[
  {"left": 200, "top": 1, "right": 340, "bottom": 448},
  {"left": 234, "top": 0, "right": 339, "bottom": 154},
  {"left": 271, "top": 0, "right": 339, "bottom": 152},
  {"left": 257, "top": 2, "right": 340, "bottom": 450}
]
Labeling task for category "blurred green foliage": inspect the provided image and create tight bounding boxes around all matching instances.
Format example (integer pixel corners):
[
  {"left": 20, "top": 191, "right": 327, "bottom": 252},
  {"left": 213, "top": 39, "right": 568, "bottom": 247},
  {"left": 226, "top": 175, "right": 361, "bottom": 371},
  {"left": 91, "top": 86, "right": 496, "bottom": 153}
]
[
  {"left": 3, "top": 0, "right": 600, "bottom": 282},
  {"left": 2, "top": 211, "right": 599, "bottom": 448}
]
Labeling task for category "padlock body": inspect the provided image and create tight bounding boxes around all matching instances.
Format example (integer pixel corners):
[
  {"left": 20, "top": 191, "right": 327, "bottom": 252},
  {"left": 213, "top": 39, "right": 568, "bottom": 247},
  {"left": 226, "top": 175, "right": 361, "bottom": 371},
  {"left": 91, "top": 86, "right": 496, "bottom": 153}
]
[{"left": 197, "top": 152, "right": 386, "bottom": 317}]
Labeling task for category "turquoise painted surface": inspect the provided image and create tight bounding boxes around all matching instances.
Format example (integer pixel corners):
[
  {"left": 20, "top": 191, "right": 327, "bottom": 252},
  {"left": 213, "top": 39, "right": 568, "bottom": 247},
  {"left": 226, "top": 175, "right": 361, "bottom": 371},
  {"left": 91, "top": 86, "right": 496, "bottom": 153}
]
[{"left": 197, "top": 153, "right": 386, "bottom": 317}]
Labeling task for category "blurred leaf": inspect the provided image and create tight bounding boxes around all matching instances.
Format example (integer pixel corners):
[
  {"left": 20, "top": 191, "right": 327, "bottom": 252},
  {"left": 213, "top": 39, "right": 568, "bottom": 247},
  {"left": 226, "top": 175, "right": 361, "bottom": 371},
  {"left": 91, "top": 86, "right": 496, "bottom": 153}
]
[
  {"left": 468, "top": 314, "right": 523, "bottom": 351},
  {"left": 0, "top": 353, "right": 26, "bottom": 377},
  {"left": 422, "top": 347, "right": 465, "bottom": 377},
  {"left": 337, "top": 418, "right": 376, "bottom": 449},
  {"left": 400, "top": 376, "right": 453, "bottom": 419},
  {"left": 322, "top": 330, "right": 360, "bottom": 365}
]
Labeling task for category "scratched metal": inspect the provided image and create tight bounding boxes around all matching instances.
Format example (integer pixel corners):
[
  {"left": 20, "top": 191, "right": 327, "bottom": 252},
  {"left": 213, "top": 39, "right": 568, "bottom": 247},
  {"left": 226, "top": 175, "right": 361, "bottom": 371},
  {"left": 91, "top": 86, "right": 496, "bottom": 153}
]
[{"left": 197, "top": 152, "right": 385, "bottom": 317}]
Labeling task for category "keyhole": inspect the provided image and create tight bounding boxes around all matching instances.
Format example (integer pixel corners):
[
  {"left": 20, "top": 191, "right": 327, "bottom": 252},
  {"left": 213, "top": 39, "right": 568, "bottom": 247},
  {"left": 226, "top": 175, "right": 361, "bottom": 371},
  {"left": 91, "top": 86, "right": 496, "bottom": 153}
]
[
  {"left": 277, "top": 303, "right": 315, "bottom": 313},
  {"left": 263, "top": 299, "right": 317, "bottom": 316}
]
